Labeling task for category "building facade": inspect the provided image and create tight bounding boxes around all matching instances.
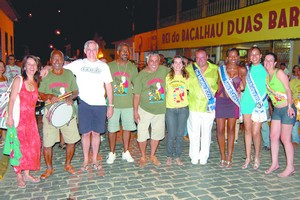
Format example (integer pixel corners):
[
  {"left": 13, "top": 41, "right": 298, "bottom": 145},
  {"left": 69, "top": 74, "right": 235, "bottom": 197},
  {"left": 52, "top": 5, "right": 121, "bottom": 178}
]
[
  {"left": 133, "top": 0, "right": 300, "bottom": 71},
  {"left": 0, "top": 0, "right": 18, "bottom": 61}
]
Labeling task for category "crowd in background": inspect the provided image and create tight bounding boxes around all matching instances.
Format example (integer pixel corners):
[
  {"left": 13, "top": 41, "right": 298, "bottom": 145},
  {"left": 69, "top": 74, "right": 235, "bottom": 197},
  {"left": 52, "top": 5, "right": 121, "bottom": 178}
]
[{"left": 1, "top": 41, "right": 300, "bottom": 188}]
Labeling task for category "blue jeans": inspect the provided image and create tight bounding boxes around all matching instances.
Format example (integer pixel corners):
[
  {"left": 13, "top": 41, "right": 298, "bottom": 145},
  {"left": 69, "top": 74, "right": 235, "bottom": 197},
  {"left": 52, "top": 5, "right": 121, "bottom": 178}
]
[
  {"left": 183, "top": 126, "right": 188, "bottom": 136},
  {"left": 292, "top": 121, "right": 300, "bottom": 144},
  {"left": 261, "top": 121, "right": 270, "bottom": 148},
  {"left": 166, "top": 107, "right": 189, "bottom": 158}
]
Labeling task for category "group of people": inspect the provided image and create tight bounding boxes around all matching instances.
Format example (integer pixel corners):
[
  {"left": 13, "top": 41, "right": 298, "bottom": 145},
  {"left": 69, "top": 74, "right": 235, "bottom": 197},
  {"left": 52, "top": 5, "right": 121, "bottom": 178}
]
[
  {"left": 0, "top": 55, "right": 21, "bottom": 148},
  {"left": 1, "top": 41, "right": 298, "bottom": 188}
]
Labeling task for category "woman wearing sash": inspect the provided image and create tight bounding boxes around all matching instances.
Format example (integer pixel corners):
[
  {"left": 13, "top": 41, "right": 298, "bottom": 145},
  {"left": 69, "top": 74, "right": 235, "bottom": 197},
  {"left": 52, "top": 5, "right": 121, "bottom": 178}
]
[
  {"left": 240, "top": 46, "right": 267, "bottom": 170},
  {"left": 216, "top": 48, "right": 246, "bottom": 168},
  {"left": 264, "top": 52, "right": 296, "bottom": 177}
]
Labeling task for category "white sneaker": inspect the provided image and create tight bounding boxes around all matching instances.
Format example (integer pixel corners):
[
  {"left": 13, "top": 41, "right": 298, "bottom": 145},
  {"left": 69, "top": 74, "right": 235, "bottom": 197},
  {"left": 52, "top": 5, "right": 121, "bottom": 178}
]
[
  {"left": 122, "top": 150, "right": 134, "bottom": 162},
  {"left": 191, "top": 159, "right": 198, "bottom": 165},
  {"left": 106, "top": 152, "right": 116, "bottom": 164},
  {"left": 200, "top": 159, "right": 207, "bottom": 165}
]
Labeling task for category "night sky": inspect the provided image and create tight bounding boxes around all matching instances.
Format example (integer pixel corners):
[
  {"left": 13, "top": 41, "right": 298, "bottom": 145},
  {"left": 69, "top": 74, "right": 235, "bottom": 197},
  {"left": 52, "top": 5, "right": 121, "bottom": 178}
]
[{"left": 10, "top": 0, "right": 159, "bottom": 63}]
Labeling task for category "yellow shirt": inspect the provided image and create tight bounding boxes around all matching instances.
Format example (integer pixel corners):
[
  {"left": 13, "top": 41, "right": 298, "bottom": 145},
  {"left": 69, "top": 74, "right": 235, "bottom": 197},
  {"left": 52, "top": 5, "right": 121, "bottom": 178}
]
[
  {"left": 166, "top": 74, "right": 189, "bottom": 108},
  {"left": 290, "top": 77, "right": 300, "bottom": 100}
]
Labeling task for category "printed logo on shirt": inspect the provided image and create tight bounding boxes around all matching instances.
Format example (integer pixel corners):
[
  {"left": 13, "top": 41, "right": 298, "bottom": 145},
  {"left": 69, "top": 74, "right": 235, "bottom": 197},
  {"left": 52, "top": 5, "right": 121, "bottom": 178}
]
[
  {"left": 147, "top": 78, "right": 165, "bottom": 103},
  {"left": 173, "top": 86, "right": 185, "bottom": 103},
  {"left": 49, "top": 82, "right": 69, "bottom": 97},
  {"left": 80, "top": 66, "right": 101, "bottom": 74},
  {"left": 112, "top": 72, "right": 130, "bottom": 96}
]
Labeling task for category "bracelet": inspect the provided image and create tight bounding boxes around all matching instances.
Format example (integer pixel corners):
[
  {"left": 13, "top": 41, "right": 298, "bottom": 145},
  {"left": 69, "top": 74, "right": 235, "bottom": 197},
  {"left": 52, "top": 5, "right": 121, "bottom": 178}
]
[
  {"left": 288, "top": 104, "right": 292, "bottom": 109},
  {"left": 108, "top": 104, "right": 114, "bottom": 107}
]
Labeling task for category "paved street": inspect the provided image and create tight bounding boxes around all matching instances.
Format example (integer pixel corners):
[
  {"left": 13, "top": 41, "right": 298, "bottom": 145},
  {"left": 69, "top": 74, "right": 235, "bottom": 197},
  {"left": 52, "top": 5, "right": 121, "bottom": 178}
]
[{"left": 0, "top": 117, "right": 300, "bottom": 200}]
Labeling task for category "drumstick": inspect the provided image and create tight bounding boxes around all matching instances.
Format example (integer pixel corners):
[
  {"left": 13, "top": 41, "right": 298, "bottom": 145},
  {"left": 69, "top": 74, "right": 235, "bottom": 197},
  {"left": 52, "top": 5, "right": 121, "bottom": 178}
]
[{"left": 45, "top": 91, "right": 73, "bottom": 106}]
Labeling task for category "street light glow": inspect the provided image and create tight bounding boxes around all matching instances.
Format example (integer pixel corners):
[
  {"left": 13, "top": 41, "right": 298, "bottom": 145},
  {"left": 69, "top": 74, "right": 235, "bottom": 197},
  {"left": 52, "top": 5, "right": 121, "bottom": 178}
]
[{"left": 55, "top": 29, "right": 61, "bottom": 35}]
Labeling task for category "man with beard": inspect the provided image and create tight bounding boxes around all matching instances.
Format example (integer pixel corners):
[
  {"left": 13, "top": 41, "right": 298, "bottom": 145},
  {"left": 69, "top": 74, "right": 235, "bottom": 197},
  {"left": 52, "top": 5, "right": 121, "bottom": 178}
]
[
  {"left": 39, "top": 50, "right": 80, "bottom": 178},
  {"left": 106, "top": 43, "right": 138, "bottom": 164}
]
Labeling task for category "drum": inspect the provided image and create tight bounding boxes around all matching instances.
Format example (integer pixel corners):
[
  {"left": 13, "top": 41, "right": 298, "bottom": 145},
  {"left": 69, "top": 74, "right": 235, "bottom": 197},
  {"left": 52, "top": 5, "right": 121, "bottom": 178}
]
[{"left": 47, "top": 101, "right": 73, "bottom": 128}]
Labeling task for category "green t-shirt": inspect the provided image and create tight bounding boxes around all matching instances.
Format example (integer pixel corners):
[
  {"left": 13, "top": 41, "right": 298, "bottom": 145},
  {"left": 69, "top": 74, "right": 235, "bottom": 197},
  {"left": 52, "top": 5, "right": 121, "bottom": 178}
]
[
  {"left": 108, "top": 60, "right": 138, "bottom": 108},
  {"left": 133, "top": 65, "right": 170, "bottom": 114},
  {"left": 38, "top": 69, "right": 78, "bottom": 109}
]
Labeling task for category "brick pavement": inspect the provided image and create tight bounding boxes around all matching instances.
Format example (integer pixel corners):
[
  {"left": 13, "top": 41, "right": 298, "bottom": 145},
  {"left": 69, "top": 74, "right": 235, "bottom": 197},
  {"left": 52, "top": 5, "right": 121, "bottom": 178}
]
[{"left": 0, "top": 118, "right": 300, "bottom": 200}]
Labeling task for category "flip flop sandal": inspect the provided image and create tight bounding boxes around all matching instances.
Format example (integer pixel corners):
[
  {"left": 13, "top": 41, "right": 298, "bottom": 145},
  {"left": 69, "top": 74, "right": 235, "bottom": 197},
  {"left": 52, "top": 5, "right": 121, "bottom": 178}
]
[
  {"left": 92, "top": 163, "right": 102, "bottom": 170},
  {"left": 80, "top": 164, "right": 89, "bottom": 171},
  {"left": 59, "top": 143, "right": 67, "bottom": 150},
  {"left": 17, "top": 176, "right": 26, "bottom": 188},
  {"left": 64, "top": 165, "right": 76, "bottom": 175},
  {"left": 24, "top": 175, "right": 40, "bottom": 183},
  {"left": 40, "top": 169, "right": 54, "bottom": 179},
  {"left": 17, "top": 181, "right": 26, "bottom": 188}
]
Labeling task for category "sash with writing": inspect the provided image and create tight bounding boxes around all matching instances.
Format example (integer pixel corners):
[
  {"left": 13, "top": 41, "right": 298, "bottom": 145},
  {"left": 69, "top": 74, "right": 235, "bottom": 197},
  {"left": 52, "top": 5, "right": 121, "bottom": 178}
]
[
  {"left": 219, "top": 65, "right": 240, "bottom": 107},
  {"left": 266, "top": 76, "right": 287, "bottom": 102},
  {"left": 193, "top": 64, "right": 215, "bottom": 112},
  {"left": 246, "top": 66, "right": 268, "bottom": 122}
]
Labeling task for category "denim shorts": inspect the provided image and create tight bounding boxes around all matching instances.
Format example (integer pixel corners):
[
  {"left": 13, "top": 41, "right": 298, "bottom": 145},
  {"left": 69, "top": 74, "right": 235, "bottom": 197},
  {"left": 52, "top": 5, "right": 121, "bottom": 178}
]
[
  {"left": 78, "top": 100, "right": 107, "bottom": 134},
  {"left": 271, "top": 105, "right": 296, "bottom": 125}
]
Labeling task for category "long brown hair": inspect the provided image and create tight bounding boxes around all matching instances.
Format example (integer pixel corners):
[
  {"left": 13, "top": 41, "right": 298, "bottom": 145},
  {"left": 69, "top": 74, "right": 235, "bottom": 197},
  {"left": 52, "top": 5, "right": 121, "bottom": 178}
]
[
  {"left": 168, "top": 55, "right": 189, "bottom": 80},
  {"left": 21, "top": 55, "right": 40, "bottom": 83}
]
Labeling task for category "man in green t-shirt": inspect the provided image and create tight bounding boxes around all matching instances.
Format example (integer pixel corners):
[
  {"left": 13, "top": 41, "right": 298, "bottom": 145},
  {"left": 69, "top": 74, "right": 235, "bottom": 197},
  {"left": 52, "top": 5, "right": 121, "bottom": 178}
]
[
  {"left": 133, "top": 52, "right": 170, "bottom": 168},
  {"left": 39, "top": 50, "right": 80, "bottom": 179},
  {"left": 106, "top": 43, "right": 138, "bottom": 164}
]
